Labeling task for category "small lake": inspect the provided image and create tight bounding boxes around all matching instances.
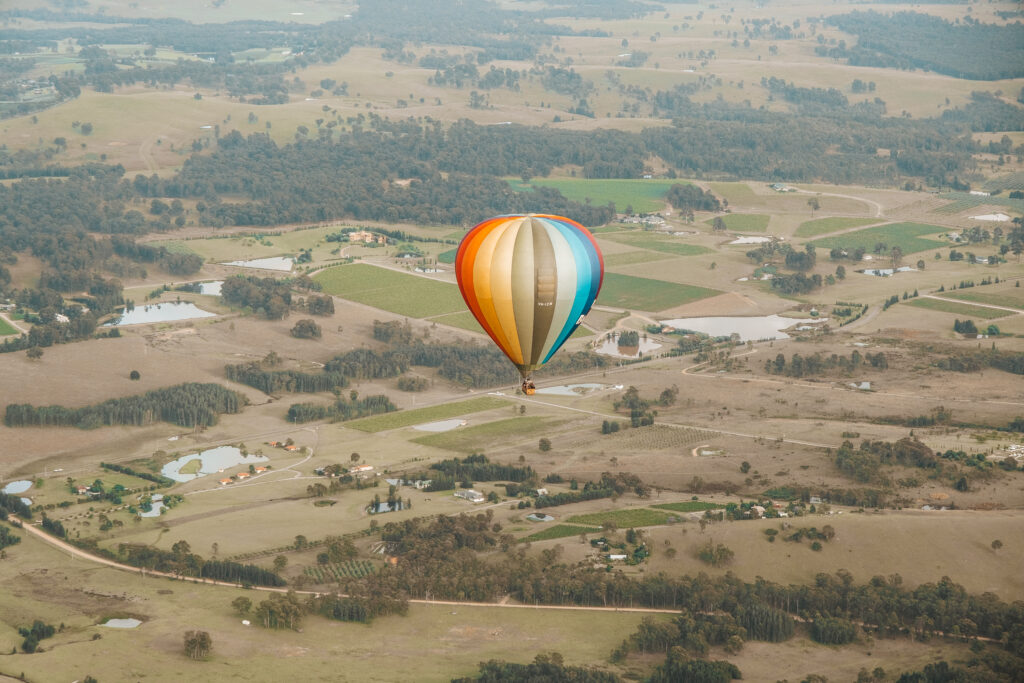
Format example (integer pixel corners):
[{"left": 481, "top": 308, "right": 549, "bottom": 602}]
[
  {"left": 413, "top": 419, "right": 466, "bottom": 432},
  {"left": 198, "top": 281, "right": 223, "bottom": 296},
  {"left": 21, "top": 498, "right": 32, "bottom": 506},
  {"left": 660, "top": 315, "right": 813, "bottom": 342},
  {"left": 526, "top": 513, "right": 554, "bottom": 522},
  {"left": 104, "top": 302, "right": 216, "bottom": 326},
  {"left": 222, "top": 256, "right": 293, "bottom": 272},
  {"left": 161, "top": 446, "right": 268, "bottom": 483},
  {"left": 139, "top": 494, "right": 165, "bottom": 518},
  {"left": 859, "top": 266, "right": 915, "bottom": 277},
  {"left": 103, "top": 618, "right": 142, "bottom": 629},
  {"left": 2, "top": 480, "right": 32, "bottom": 495},
  {"left": 535, "top": 383, "right": 605, "bottom": 397},
  {"left": 594, "top": 337, "right": 661, "bottom": 358},
  {"left": 728, "top": 236, "right": 773, "bottom": 245}
]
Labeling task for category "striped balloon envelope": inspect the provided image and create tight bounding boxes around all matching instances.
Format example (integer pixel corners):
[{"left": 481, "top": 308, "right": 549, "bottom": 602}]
[{"left": 455, "top": 214, "right": 604, "bottom": 381}]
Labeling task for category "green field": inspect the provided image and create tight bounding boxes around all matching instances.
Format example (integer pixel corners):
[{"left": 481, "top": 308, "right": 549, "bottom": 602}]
[
  {"left": 652, "top": 501, "right": 725, "bottom": 513},
  {"left": 703, "top": 213, "right": 770, "bottom": 232},
  {"left": 313, "top": 263, "right": 465, "bottom": 317},
  {"left": 437, "top": 248, "right": 458, "bottom": 264},
  {"left": 566, "top": 508, "right": 673, "bottom": 528},
  {"left": 601, "top": 232, "right": 712, "bottom": 257},
  {"left": 904, "top": 297, "right": 1011, "bottom": 320},
  {"left": 522, "top": 524, "right": 600, "bottom": 543},
  {"left": 708, "top": 182, "right": 757, "bottom": 204},
  {"left": 943, "top": 287, "right": 1024, "bottom": 311},
  {"left": 603, "top": 250, "right": 674, "bottom": 267},
  {"left": 596, "top": 273, "right": 720, "bottom": 312},
  {"left": 0, "top": 317, "right": 17, "bottom": 336},
  {"left": 413, "top": 416, "right": 562, "bottom": 452},
  {"left": 507, "top": 178, "right": 680, "bottom": 213},
  {"left": 794, "top": 217, "right": 879, "bottom": 238},
  {"left": 346, "top": 396, "right": 509, "bottom": 433},
  {"left": 810, "top": 222, "right": 947, "bottom": 255}
]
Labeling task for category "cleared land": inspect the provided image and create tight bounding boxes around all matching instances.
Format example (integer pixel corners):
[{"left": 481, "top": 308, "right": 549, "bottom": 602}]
[
  {"left": 345, "top": 396, "right": 509, "bottom": 433},
  {"left": 595, "top": 273, "right": 720, "bottom": 311},
  {"left": 794, "top": 217, "right": 879, "bottom": 238},
  {"left": 601, "top": 232, "right": 712, "bottom": 257},
  {"left": 704, "top": 213, "right": 770, "bottom": 232},
  {"left": 566, "top": 508, "right": 673, "bottom": 528},
  {"left": 943, "top": 286, "right": 1024, "bottom": 310},
  {"left": 411, "top": 416, "right": 563, "bottom": 452},
  {"left": 651, "top": 501, "right": 724, "bottom": 513},
  {"left": 314, "top": 263, "right": 464, "bottom": 317},
  {"left": 810, "top": 222, "right": 947, "bottom": 254},
  {"left": 507, "top": 178, "right": 679, "bottom": 214},
  {"left": 522, "top": 524, "right": 600, "bottom": 542},
  {"left": 904, "top": 297, "right": 1012, "bottom": 320}
]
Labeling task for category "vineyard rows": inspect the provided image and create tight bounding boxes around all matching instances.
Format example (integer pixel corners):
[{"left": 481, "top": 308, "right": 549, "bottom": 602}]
[{"left": 303, "top": 560, "right": 377, "bottom": 583}]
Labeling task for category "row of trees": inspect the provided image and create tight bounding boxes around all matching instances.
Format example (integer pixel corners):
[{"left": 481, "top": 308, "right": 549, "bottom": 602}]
[
  {"left": 285, "top": 394, "right": 396, "bottom": 424},
  {"left": 764, "top": 350, "right": 889, "bottom": 377},
  {"left": 4, "top": 382, "right": 247, "bottom": 429}
]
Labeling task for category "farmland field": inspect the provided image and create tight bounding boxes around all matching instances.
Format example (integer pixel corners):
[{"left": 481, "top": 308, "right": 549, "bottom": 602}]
[
  {"left": 0, "top": 317, "right": 17, "bottom": 336},
  {"left": 704, "top": 213, "right": 770, "bottom": 232},
  {"left": 595, "top": 273, "right": 720, "bottom": 312},
  {"left": 603, "top": 250, "right": 674, "bottom": 268},
  {"left": 566, "top": 508, "right": 673, "bottom": 528},
  {"left": 652, "top": 501, "right": 725, "bottom": 513},
  {"left": 810, "top": 222, "right": 947, "bottom": 255},
  {"left": 506, "top": 178, "right": 679, "bottom": 214},
  {"left": 313, "top": 263, "right": 465, "bottom": 317},
  {"left": 709, "top": 182, "right": 757, "bottom": 204},
  {"left": 904, "top": 297, "right": 1011, "bottom": 320},
  {"left": 794, "top": 217, "right": 880, "bottom": 238},
  {"left": 303, "top": 560, "right": 377, "bottom": 584},
  {"left": 601, "top": 232, "right": 712, "bottom": 257},
  {"left": 412, "top": 416, "right": 564, "bottom": 452},
  {"left": 345, "top": 396, "right": 509, "bottom": 433},
  {"left": 942, "top": 287, "right": 1024, "bottom": 311},
  {"left": 522, "top": 524, "right": 600, "bottom": 543}
]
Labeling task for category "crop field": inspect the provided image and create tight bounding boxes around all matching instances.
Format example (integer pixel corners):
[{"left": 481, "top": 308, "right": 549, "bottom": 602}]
[
  {"left": 930, "top": 192, "right": 1024, "bottom": 214},
  {"left": 943, "top": 287, "right": 1024, "bottom": 311},
  {"left": 595, "top": 273, "right": 720, "bottom": 312},
  {"left": 982, "top": 172, "right": 1024, "bottom": 192},
  {"left": 566, "top": 508, "right": 672, "bottom": 528},
  {"left": 904, "top": 297, "right": 1012, "bottom": 320},
  {"left": 313, "top": 263, "right": 465, "bottom": 318},
  {"left": 600, "top": 232, "right": 712, "bottom": 257},
  {"left": 345, "top": 397, "right": 510, "bottom": 433},
  {"left": 0, "top": 317, "right": 17, "bottom": 336},
  {"left": 522, "top": 524, "right": 599, "bottom": 543},
  {"left": 603, "top": 250, "right": 674, "bottom": 268},
  {"left": 437, "top": 248, "right": 458, "bottom": 263},
  {"left": 709, "top": 182, "right": 757, "bottom": 205},
  {"left": 810, "top": 222, "right": 947, "bottom": 255},
  {"left": 794, "top": 217, "right": 880, "bottom": 238},
  {"left": 651, "top": 501, "right": 725, "bottom": 513},
  {"left": 576, "top": 425, "right": 718, "bottom": 451},
  {"left": 506, "top": 178, "right": 679, "bottom": 214},
  {"left": 412, "top": 416, "right": 563, "bottom": 452},
  {"left": 303, "top": 560, "right": 377, "bottom": 583},
  {"left": 704, "top": 213, "right": 770, "bottom": 232}
]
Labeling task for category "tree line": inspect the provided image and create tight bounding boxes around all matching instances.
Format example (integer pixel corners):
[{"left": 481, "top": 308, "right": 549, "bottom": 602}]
[
  {"left": 285, "top": 394, "right": 396, "bottom": 424},
  {"left": 4, "top": 382, "right": 247, "bottom": 429},
  {"left": 764, "top": 350, "right": 889, "bottom": 377}
]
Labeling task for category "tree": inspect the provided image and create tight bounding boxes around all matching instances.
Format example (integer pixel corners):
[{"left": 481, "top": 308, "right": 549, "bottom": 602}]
[
  {"left": 26, "top": 347, "right": 43, "bottom": 361},
  {"left": 183, "top": 630, "right": 212, "bottom": 660},
  {"left": 290, "top": 319, "right": 322, "bottom": 339},
  {"left": 807, "top": 197, "right": 820, "bottom": 214},
  {"left": 991, "top": 539, "right": 1003, "bottom": 552},
  {"left": 350, "top": 452, "right": 360, "bottom": 463},
  {"left": 129, "top": 370, "right": 141, "bottom": 380},
  {"left": 740, "top": 461, "right": 751, "bottom": 474},
  {"left": 890, "top": 246, "right": 904, "bottom": 269},
  {"left": 293, "top": 535, "right": 308, "bottom": 550},
  {"left": 273, "top": 555, "right": 288, "bottom": 573},
  {"left": 539, "top": 438, "right": 551, "bottom": 452},
  {"left": 232, "top": 596, "right": 252, "bottom": 615},
  {"left": 711, "top": 216, "right": 727, "bottom": 232},
  {"left": 835, "top": 265, "right": 846, "bottom": 280}
]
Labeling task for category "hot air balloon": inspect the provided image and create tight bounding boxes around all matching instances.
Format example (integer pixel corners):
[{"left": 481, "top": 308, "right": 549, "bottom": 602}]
[{"left": 455, "top": 214, "right": 604, "bottom": 395}]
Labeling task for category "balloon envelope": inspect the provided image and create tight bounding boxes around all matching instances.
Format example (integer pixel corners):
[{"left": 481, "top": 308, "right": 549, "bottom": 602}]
[{"left": 456, "top": 214, "right": 604, "bottom": 378}]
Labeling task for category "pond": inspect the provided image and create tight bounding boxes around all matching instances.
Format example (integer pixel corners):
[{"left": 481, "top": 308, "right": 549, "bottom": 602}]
[
  {"left": 369, "top": 500, "right": 406, "bottom": 514},
  {"left": 728, "top": 236, "right": 773, "bottom": 245},
  {"left": 2, "top": 480, "right": 32, "bottom": 495},
  {"left": 535, "top": 383, "right": 605, "bottom": 397},
  {"left": 161, "top": 446, "right": 268, "bottom": 483},
  {"left": 859, "top": 266, "right": 915, "bottom": 277},
  {"left": 102, "top": 618, "right": 142, "bottom": 629},
  {"left": 198, "top": 281, "right": 223, "bottom": 296},
  {"left": 139, "top": 494, "right": 165, "bottom": 518},
  {"left": 104, "top": 302, "right": 216, "bottom": 326},
  {"left": 660, "top": 315, "right": 810, "bottom": 342},
  {"left": 594, "top": 337, "right": 661, "bottom": 358},
  {"left": 222, "top": 256, "right": 294, "bottom": 272},
  {"left": 526, "top": 513, "right": 554, "bottom": 522},
  {"left": 413, "top": 419, "right": 466, "bottom": 432}
]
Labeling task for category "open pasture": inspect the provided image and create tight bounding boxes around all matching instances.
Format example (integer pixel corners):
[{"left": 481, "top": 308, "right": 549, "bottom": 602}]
[
  {"left": 602, "top": 250, "right": 675, "bottom": 268},
  {"left": 0, "top": 317, "right": 17, "bottom": 336},
  {"left": 709, "top": 182, "right": 757, "bottom": 205},
  {"left": 794, "top": 216, "right": 880, "bottom": 238},
  {"left": 595, "top": 273, "right": 720, "bottom": 312},
  {"left": 704, "top": 213, "right": 770, "bottom": 232},
  {"left": 904, "top": 297, "right": 1012, "bottom": 320},
  {"left": 943, "top": 285, "right": 1024, "bottom": 311},
  {"left": 810, "top": 222, "right": 948, "bottom": 255},
  {"left": 345, "top": 396, "right": 510, "bottom": 433},
  {"left": 313, "top": 263, "right": 464, "bottom": 318},
  {"left": 522, "top": 524, "right": 600, "bottom": 543},
  {"left": 598, "top": 232, "right": 712, "bottom": 257},
  {"left": 507, "top": 178, "right": 678, "bottom": 214},
  {"left": 566, "top": 507, "right": 673, "bottom": 529},
  {"left": 652, "top": 501, "right": 724, "bottom": 513},
  {"left": 411, "top": 416, "right": 564, "bottom": 453}
]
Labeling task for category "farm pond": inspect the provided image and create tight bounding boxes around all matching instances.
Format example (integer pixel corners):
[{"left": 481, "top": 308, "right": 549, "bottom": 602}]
[
  {"left": 660, "top": 315, "right": 828, "bottom": 342},
  {"left": 104, "top": 302, "right": 216, "bottom": 326},
  {"left": 161, "top": 446, "right": 268, "bottom": 483},
  {"left": 222, "top": 256, "right": 294, "bottom": 271}
]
